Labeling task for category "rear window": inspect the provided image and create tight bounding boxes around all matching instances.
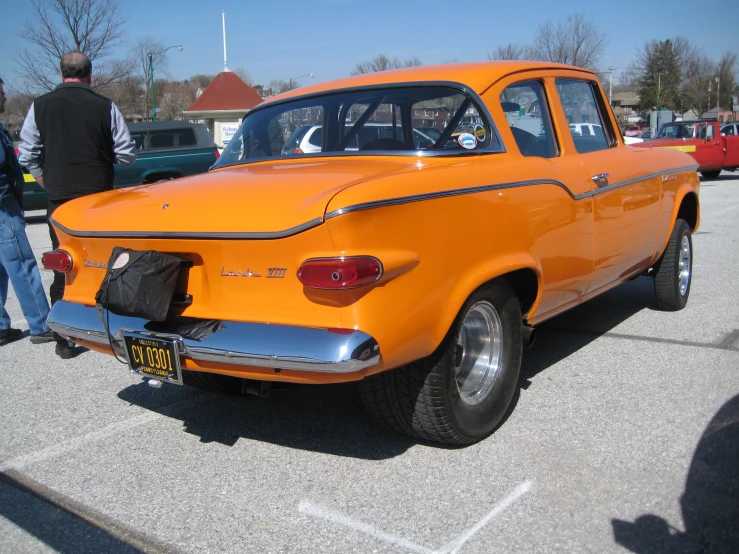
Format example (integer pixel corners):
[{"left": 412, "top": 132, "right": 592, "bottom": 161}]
[
  {"left": 140, "top": 128, "right": 199, "bottom": 150},
  {"left": 213, "top": 85, "right": 500, "bottom": 169}
]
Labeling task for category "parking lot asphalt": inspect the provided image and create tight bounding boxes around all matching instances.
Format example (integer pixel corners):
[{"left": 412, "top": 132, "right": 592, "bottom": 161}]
[{"left": 1, "top": 173, "right": 738, "bottom": 553}]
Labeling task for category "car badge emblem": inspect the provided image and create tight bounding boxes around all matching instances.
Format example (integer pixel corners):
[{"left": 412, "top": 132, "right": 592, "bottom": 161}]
[
  {"left": 267, "top": 268, "right": 287, "bottom": 278},
  {"left": 83, "top": 259, "right": 108, "bottom": 268},
  {"left": 221, "top": 267, "right": 262, "bottom": 277}
]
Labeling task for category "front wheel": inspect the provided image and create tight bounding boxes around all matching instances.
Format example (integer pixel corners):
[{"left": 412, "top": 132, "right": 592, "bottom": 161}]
[
  {"left": 700, "top": 170, "right": 721, "bottom": 180},
  {"left": 653, "top": 219, "right": 693, "bottom": 311},
  {"left": 359, "top": 281, "right": 523, "bottom": 444}
]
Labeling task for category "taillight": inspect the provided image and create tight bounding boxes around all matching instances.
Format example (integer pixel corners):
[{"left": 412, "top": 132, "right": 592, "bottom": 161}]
[
  {"left": 297, "top": 257, "right": 382, "bottom": 289},
  {"left": 214, "top": 149, "right": 221, "bottom": 160},
  {"left": 42, "top": 250, "right": 73, "bottom": 272}
]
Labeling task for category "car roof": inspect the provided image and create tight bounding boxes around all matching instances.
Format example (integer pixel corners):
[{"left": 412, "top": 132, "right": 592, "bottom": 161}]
[{"left": 263, "top": 61, "right": 594, "bottom": 105}]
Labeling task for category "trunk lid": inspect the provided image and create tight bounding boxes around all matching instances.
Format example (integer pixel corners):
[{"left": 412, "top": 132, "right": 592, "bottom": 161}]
[{"left": 53, "top": 158, "right": 420, "bottom": 234}]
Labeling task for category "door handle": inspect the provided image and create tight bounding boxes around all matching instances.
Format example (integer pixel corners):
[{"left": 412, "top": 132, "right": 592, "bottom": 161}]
[{"left": 591, "top": 173, "right": 610, "bottom": 187}]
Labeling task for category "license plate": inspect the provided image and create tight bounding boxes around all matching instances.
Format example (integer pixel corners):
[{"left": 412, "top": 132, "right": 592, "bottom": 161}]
[{"left": 123, "top": 334, "right": 182, "bottom": 385}]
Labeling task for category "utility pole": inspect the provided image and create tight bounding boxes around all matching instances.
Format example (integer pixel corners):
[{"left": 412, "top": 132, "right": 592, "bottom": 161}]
[
  {"left": 608, "top": 68, "right": 614, "bottom": 106},
  {"left": 716, "top": 75, "right": 720, "bottom": 119}
]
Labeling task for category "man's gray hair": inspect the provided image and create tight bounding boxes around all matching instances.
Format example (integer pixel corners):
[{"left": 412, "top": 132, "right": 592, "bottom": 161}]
[{"left": 60, "top": 51, "right": 92, "bottom": 79}]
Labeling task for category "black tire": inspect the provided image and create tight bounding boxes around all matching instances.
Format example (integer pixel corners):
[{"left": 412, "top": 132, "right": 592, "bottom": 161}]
[
  {"left": 654, "top": 219, "right": 693, "bottom": 311},
  {"left": 359, "top": 280, "right": 523, "bottom": 444},
  {"left": 700, "top": 170, "right": 721, "bottom": 180},
  {"left": 182, "top": 370, "right": 243, "bottom": 394}
]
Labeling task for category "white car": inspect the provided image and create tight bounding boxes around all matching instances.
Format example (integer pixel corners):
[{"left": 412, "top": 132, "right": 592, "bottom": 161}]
[
  {"left": 282, "top": 122, "right": 441, "bottom": 155},
  {"left": 569, "top": 122, "right": 605, "bottom": 137}
]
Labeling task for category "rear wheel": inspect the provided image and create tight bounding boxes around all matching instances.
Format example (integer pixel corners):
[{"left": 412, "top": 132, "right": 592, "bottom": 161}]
[
  {"left": 700, "top": 170, "right": 721, "bottom": 180},
  {"left": 359, "top": 281, "right": 523, "bottom": 444},
  {"left": 654, "top": 219, "right": 692, "bottom": 311}
]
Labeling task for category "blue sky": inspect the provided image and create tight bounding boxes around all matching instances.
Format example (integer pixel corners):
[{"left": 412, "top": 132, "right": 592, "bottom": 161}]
[{"left": 1, "top": 0, "right": 737, "bottom": 91}]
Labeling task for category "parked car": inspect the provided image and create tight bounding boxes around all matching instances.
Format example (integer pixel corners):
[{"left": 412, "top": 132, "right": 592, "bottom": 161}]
[
  {"left": 624, "top": 125, "right": 641, "bottom": 137},
  {"left": 44, "top": 61, "right": 700, "bottom": 445},
  {"left": 720, "top": 122, "right": 738, "bottom": 136},
  {"left": 639, "top": 119, "right": 739, "bottom": 179},
  {"left": 119, "top": 121, "right": 219, "bottom": 185},
  {"left": 569, "top": 122, "right": 605, "bottom": 137},
  {"left": 17, "top": 121, "right": 219, "bottom": 211}
]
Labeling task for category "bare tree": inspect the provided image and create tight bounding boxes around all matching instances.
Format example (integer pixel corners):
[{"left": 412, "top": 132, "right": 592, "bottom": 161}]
[
  {"left": 157, "top": 81, "right": 196, "bottom": 121},
  {"left": 351, "top": 54, "right": 423, "bottom": 75},
  {"left": 487, "top": 44, "right": 533, "bottom": 61},
  {"left": 232, "top": 67, "right": 254, "bottom": 86},
  {"left": 531, "top": 14, "right": 607, "bottom": 71},
  {"left": 15, "top": 0, "right": 130, "bottom": 94}
]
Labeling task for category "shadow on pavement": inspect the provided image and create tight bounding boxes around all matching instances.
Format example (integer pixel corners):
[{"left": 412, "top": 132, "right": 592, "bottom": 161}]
[
  {"left": 611, "top": 394, "right": 739, "bottom": 553},
  {"left": 118, "top": 275, "right": 657, "bottom": 458},
  {"left": 118, "top": 379, "right": 416, "bottom": 460},
  {"left": 0, "top": 471, "right": 146, "bottom": 554}
]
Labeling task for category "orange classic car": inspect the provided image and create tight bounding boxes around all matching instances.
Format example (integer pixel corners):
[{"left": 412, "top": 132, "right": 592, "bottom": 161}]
[{"left": 44, "top": 61, "right": 700, "bottom": 445}]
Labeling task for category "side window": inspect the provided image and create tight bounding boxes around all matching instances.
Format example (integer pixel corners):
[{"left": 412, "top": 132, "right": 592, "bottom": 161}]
[
  {"left": 130, "top": 132, "right": 146, "bottom": 151},
  {"left": 174, "top": 128, "right": 197, "bottom": 147},
  {"left": 500, "top": 80, "right": 557, "bottom": 158},
  {"left": 308, "top": 127, "right": 323, "bottom": 147},
  {"left": 149, "top": 131, "right": 174, "bottom": 149},
  {"left": 555, "top": 79, "right": 614, "bottom": 153}
]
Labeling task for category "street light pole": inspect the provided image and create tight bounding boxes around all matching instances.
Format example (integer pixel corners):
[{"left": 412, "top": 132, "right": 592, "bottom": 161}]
[
  {"left": 148, "top": 44, "right": 183, "bottom": 121},
  {"left": 287, "top": 72, "right": 313, "bottom": 91}
]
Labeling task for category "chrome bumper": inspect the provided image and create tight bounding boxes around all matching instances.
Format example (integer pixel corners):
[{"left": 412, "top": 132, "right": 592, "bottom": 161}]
[{"left": 48, "top": 301, "right": 380, "bottom": 373}]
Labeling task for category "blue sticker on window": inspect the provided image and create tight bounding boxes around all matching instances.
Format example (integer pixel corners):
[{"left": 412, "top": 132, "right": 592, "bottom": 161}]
[{"left": 458, "top": 133, "right": 477, "bottom": 149}]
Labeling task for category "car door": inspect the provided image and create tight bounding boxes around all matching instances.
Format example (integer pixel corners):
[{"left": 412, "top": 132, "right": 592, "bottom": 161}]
[
  {"left": 490, "top": 76, "right": 595, "bottom": 315},
  {"left": 554, "top": 78, "right": 662, "bottom": 293},
  {"left": 695, "top": 123, "right": 723, "bottom": 169}
]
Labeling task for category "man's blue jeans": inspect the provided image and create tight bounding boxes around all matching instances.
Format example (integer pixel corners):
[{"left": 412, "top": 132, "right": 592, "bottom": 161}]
[{"left": 0, "top": 199, "right": 51, "bottom": 335}]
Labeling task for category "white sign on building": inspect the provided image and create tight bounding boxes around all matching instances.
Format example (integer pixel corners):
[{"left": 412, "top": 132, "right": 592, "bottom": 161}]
[{"left": 220, "top": 122, "right": 240, "bottom": 146}]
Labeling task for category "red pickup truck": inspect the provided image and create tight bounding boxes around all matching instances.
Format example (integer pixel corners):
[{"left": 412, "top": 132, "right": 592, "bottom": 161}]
[{"left": 636, "top": 120, "right": 739, "bottom": 179}]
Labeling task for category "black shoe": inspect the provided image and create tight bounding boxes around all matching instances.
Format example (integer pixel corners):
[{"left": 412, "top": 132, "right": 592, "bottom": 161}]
[
  {"left": 30, "top": 330, "right": 57, "bottom": 344},
  {"left": 0, "top": 328, "right": 23, "bottom": 346},
  {"left": 55, "top": 341, "right": 78, "bottom": 359}
]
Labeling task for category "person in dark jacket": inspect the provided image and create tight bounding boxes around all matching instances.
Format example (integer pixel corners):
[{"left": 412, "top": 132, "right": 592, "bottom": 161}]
[
  {"left": 0, "top": 77, "right": 55, "bottom": 347},
  {"left": 19, "top": 51, "right": 137, "bottom": 358}
]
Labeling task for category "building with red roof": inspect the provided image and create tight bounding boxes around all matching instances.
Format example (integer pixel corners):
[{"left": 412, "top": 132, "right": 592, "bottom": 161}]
[{"left": 183, "top": 70, "right": 263, "bottom": 147}]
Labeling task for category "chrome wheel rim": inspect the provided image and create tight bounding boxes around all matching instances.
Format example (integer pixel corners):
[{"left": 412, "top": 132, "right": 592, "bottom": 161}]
[
  {"left": 453, "top": 301, "right": 503, "bottom": 405},
  {"left": 678, "top": 234, "right": 691, "bottom": 296}
]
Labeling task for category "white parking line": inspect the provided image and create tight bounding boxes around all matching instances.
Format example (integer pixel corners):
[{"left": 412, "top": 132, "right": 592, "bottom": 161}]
[
  {"left": 438, "top": 480, "right": 533, "bottom": 554},
  {"left": 299, "top": 480, "right": 533, "bottom": 554},
  {"left": 0, "top": 393, "right": 217, "bottom": 472}
]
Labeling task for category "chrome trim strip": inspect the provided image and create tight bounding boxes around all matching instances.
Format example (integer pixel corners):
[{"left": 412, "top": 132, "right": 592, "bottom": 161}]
[
  {"left": 50, "top": 217, "right": 324, "bottom": 240},
  {"left": 589, "top": 164, "right": 699, "bottom": 198},
  {"left": 325, "top": 165, "right": 700, "bottom": 218},
  {"left": 48, "top": 301, "right": 380, "bottom": 374},
  {"left": 52, "top": 165, "right": 698, "bottom": 238},
  {"left": 326, "top": 179, "right": 576, "bottom": 218}
]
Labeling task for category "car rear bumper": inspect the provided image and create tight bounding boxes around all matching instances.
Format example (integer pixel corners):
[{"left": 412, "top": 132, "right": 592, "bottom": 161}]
[{"left": 48, "top": 300, "right": 380, "bottom": 373}]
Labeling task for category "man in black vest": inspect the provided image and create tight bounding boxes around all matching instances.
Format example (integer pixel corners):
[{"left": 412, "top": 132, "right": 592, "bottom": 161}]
[{"left": 19, "top": 51, "right": 137, "bottom": 358}]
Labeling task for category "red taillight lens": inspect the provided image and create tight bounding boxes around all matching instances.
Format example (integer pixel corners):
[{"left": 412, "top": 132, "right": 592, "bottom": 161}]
[
  {"left": 297, "top": 257, "right": 382, "bottom": 289},
  {"left": 42, "top": 250, "right": 73, "bottom": 272},
  {"left": 214, "top": 149, "right": 221, "bottom": 160}
]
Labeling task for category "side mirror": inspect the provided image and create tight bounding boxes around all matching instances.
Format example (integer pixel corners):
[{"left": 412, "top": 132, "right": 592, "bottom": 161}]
[{"left": 705, "top": 126, "right": 714, "bottom": 140}]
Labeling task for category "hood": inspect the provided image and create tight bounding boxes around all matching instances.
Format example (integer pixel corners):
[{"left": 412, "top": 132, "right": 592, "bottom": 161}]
[
  {"left": 633, "top": 138, "right": 697, "bottom": 152},
  {"left": 52, "top": 158, "right": 425, "bottom": 235}
]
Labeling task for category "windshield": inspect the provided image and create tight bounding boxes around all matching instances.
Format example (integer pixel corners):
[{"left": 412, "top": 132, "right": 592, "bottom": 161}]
[
  {"left": 213, "top": 85, "right": 497, "bottom": 168},
  {"left": 656, "top": 124, "right": 696, "bottom": 139}
]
